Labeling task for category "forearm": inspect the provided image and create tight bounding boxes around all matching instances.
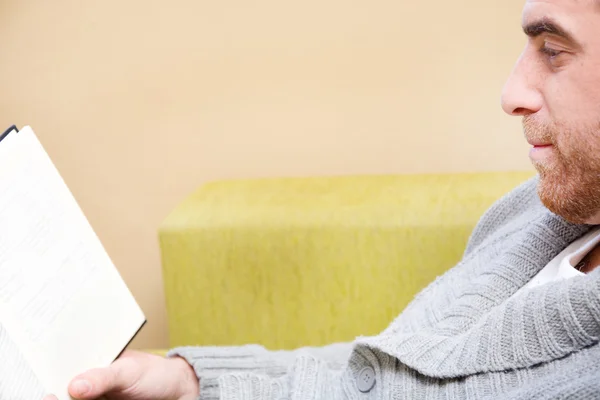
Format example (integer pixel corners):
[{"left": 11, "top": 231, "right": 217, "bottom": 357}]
[{"left": 168, "top": 342, "right": 354, "bottom": 400}]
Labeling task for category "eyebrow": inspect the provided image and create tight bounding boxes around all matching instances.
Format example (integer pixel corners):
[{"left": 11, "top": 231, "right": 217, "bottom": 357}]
[{"left": 523, "top": 18, "right": 580, "bottom": 47}]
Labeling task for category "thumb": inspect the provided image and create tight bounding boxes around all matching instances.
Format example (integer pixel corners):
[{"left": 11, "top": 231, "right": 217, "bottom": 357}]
[
  {"left": 69, "top": 363, "right": 132, "bottom": 399},
  {"left": 180, "top": 394, "right": 200, "bottom": 400}
]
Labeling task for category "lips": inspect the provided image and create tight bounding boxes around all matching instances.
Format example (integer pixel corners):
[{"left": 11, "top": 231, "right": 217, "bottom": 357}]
[
  {"left": 527, "top": 138, "right": 553, "bottom": 147},
  {"left": 528, "top": 139, "right": 555, "bottom": 162}
]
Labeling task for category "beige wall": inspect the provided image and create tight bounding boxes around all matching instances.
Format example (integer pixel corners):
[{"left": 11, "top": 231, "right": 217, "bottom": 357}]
[{"left": 0, "top": 0, "right": 533, "bottom": 349}]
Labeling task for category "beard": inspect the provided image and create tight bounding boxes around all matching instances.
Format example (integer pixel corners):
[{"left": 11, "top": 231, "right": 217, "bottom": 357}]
[{"left": 524, "top": 116, "right": 600, "bottom": 224}]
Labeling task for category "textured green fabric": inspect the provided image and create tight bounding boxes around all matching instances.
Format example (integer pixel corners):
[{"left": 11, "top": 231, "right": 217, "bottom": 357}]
[{"left": 158, "top": 172, "right": 534, "bottom": 349}]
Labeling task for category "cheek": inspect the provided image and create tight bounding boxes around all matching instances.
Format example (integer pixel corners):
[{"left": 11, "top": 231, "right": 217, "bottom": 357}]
[
  {"left": 544, "top": 74, "right": 582, "bottom": 121},
  {"left": 553, "top": 120, "right": 600, "bottom": 164},
  {"left": 555, "top": 62, "right": 600, "bottom": 120},
  {"left": 544, "top": 65, "right": 600, "bottom": 151}
]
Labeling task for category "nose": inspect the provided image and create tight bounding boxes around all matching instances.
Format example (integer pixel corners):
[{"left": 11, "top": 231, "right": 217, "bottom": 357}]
[{"left": 500, "top": 51, "right": 543, "bottom": 117}]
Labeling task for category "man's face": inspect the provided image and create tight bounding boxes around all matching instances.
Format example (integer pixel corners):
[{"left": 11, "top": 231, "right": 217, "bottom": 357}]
[{"left": 501, "top": 0, "right": 600, "bottom": 224}]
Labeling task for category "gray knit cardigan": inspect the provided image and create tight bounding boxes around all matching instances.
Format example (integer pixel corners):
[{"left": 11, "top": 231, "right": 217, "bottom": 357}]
[{"left": 171, "top": 177, "right": 600, "bottom": 400}]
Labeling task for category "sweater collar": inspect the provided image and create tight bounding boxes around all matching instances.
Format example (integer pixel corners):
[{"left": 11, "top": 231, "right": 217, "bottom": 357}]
[{"left": 358, "top": 202, "right": 599, "bottom": 379}]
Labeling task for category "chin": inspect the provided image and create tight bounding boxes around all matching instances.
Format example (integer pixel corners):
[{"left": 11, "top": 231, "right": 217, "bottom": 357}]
[{"left": 537, "top": 174, "right": 596, "bottom": 225}]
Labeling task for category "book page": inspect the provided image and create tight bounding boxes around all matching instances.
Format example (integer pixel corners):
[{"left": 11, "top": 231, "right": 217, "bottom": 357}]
[
  {"left": 0, "top": 323, "right": 47, "bottom": 400},
  {"left": 0, "top": 126, "right": 145, "bottom": 400}
]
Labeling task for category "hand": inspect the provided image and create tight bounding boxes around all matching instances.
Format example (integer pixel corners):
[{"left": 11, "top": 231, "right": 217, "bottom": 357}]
[{"left": 43, "top": 350, "right": 199, "bottom": 400}]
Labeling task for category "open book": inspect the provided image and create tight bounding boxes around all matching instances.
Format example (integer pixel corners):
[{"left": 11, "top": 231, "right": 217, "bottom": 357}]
[{"left": 0, "top": 125, "right": 146, "bottom": 399}]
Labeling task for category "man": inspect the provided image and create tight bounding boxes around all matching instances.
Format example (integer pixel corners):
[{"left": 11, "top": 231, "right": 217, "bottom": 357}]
[{"left": 46, "top": 0, "right": 600, "bottom": 398}]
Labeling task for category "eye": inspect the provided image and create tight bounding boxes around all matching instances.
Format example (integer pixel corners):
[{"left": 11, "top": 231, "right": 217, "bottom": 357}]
[
  {"left": 540, "top": 46, "right": 563, "bottom": 58},
  {"left": 538, "top": 43, "right": 569, "bottom": 68}
]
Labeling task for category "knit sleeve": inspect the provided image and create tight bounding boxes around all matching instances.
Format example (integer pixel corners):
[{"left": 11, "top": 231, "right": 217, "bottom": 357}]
[{"left": 167, "top": 342, "right": 353, "bottom": 400}]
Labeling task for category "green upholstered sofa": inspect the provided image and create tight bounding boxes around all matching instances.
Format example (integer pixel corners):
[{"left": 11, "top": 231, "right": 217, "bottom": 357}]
[{"left": 158, "top": 171, "right": 534, "bottom": 351}]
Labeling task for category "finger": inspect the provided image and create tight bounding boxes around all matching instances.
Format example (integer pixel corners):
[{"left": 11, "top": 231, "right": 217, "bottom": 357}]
[{"left": 69, "top": 363, "right": 131, "bottom": 399}]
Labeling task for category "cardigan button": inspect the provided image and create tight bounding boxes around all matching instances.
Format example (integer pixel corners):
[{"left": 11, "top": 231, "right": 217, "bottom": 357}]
[{"left": 357, "top": 366, "right": 376, "bottom": 393}]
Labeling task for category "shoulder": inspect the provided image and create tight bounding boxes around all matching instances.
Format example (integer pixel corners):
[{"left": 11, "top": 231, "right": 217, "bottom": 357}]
[
  {"left": 495, "top": 346, "right": 600, "bottom": 400},
  {"left": 463, "top": 176, "right": 542, "bottom": 258}
]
